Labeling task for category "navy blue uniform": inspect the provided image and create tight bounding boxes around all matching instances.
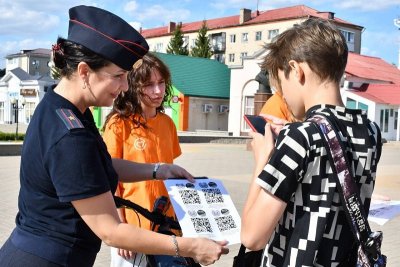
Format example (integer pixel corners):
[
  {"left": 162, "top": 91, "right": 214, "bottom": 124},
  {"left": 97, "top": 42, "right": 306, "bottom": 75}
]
[{"left": 4, "top": 87, "right": 118, "bottom": 266}]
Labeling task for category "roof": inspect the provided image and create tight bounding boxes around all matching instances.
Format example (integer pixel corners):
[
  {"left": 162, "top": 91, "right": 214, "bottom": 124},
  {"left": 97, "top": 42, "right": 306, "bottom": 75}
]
[
  {"left": 346, "top": 53, "right": 400, "bottom": 84},
  {"left": 155, "top": 52, "right": 230, "bottom": 98},
  {"left": 9, "top": 67, "right": 32, "bottom": 80},
  {"left": 6, "top": 48, "right": 51, "bottom": 59},
  {"left": 141, "top": 5, "right": 361, "bottom": 38},
  {"left": 350, "top": 84, "right": 400, "bottom": 105}
]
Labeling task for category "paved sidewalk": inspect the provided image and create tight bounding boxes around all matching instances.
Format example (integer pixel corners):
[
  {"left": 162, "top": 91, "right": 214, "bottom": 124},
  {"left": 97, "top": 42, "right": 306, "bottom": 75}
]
[{"left": 1, "top": 143, "right": 399, "bottom": 266}]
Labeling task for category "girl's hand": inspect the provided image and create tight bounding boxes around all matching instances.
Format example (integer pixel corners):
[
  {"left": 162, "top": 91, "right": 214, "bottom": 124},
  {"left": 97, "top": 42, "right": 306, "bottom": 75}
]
[
  {"left": 117, "top": 248, "right": 136, "bottom": 260},
  {"left": 189, "top": 238, "right": 229, "bottom": 266},
  {"left": 156, "top": 164, "right": 195, "bottom": 183}
]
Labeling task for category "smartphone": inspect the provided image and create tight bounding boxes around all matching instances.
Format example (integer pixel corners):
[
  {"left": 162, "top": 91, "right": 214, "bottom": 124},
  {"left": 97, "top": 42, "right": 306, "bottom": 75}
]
[{"left": 244, "top": 115, "right": 267, "bottom": 135}]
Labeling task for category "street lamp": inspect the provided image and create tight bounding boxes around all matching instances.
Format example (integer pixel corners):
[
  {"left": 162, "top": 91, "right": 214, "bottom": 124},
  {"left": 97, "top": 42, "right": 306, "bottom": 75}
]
[{"left": 10, "top": 97, "right": 26, "bottom": 141}]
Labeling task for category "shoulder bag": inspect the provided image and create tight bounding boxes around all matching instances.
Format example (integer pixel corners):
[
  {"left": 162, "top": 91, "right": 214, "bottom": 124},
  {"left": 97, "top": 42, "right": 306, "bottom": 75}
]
[
  {"left": 232, "top": 244, "right": 264, "bottom": 267},
  {"left": 309, "top": 114, "right": 387, "bottom": 267}
]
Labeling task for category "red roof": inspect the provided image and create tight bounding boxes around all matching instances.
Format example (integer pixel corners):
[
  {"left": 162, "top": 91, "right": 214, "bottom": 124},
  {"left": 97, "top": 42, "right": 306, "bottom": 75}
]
[
  {"left": 249, "top": 5, "right": 351, "bottom": 25},
  {"left": 141, "top": 5, "right": 361, "bottom": 38},
  {"left": 346, "top": 53, "right": 400, "bottom": 84},
  {"left": 350, "top": 84, "right": 400, "bottom": 105}
]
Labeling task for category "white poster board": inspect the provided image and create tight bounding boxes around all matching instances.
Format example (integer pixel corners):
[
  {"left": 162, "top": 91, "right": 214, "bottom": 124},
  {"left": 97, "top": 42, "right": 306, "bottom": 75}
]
[
  {"left": 368, "top": 200, "right": 400, "bottom": 225},
  {"left": 164, "top": 177, "right": 241, "bottom": 245}
]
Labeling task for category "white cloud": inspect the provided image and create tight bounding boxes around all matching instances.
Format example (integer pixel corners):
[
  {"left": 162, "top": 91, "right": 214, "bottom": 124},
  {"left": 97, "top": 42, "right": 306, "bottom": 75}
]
[
  {"left": 0, "top": 4, "right": 60, "bottom": 36},
  {"left": 126, "top": 4, "right": 191, "bottom": 27},
  {"left": 129, "top": 21, "right": 142, "bottom": 31},
  {"left": 124, "top": 1, "right": 138, "bottom": 13},
  {"left": 334, "top": 0, "right": 399, "bottom": 11}
]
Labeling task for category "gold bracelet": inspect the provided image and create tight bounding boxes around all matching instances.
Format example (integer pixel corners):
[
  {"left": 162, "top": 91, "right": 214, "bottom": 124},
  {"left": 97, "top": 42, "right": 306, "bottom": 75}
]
[
  {"left": 152, "top": 163, "right": 161, "bottom": 180},
  {"left": 171, "top": 235, "right": 180, "bottom": 257}
]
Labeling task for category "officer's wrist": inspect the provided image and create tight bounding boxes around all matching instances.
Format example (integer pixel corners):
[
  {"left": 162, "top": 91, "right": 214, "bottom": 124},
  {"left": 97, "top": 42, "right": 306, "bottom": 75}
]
[{"left": 152, "top": 163, "right": 161, "bottom": 180}]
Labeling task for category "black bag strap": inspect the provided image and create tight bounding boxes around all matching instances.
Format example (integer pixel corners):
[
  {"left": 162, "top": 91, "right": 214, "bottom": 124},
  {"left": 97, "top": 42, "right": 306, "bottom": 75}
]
[{"left": 308, "top": 114, "right": 378, "bottom": 258}]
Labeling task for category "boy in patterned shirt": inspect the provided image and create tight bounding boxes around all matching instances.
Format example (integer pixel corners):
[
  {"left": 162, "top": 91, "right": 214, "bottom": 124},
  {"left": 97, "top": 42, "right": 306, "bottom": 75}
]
[{"left": 241, "top": 18, "right": 382, "bottom": 266}]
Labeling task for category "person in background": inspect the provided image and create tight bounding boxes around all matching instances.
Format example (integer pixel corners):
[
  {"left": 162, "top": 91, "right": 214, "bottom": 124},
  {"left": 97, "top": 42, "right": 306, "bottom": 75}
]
[
  {"left": 102, "top": 52, "right": 182, "bottom": 267},
  {"left": 0, "top": 5, "right": 228, "bottom": 267},
  {"left": 259, "top": 73, "right": 297, "bottom": 123},
  {"left": 241, "top": 18, "right": 382, "bottom": 266}
]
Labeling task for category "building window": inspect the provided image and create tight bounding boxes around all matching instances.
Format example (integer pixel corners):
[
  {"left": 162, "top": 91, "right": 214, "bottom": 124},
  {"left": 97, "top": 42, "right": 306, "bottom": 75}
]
[
  {"left": 380, "top": 109, "right": 389, "bottom": 133},
  {"left": 214, "top": 53, "right": 225, "bottom": 64},
  {"left": 154, "top": 43, "right": 163, "bottom": 52},
  {"left": 182, "top": 36, "right": 189, "bottom": 50},
  {"left": 24, "top": 102, "right": 36, "bottom": 124},
  {"left": 268, "top": 29, "right": 279, "bottom": 39},
  {"left": 340, "top": 30, "right": 355, "bottom": 43},
  {"left": 211, "top": 33, "right": 226, "bottom": 52},
  {"left": 340, "top": 30, "right": 355, "bottom": 51},
  {"left": 243, "top": 96, "right": 254, "bottom": 131},
  {"left": 229, "top": 53, "right": 235, "bottom": 62},
  {"left": 191, "top": 39, "right": 196, "bottom": 48},
  {"left": 255, "top": 31, "right": 262, "bottom": 41},
  {"left": 346, "top": 98, "right": 357, "bottom": 109},
  {"left": 395, "top": 111, "right": 398, "bottom": 130},
  {"left": 230, "top": 34, "right": 236, "bottom": 43},
  {"left": 244, "top": 96, "right": 254, "bottom": 115},
  {"left": 0, "top": 102, "right": 4, "bottom": 123},
  {"left": 358, "top": 102, "right": 368, "bottom": 111},
  {"left": 242, "top": 33, "right": 248, "bottom": 42},
  {"left": 240, "top": 52, "right": 248, "bottom": 62}
]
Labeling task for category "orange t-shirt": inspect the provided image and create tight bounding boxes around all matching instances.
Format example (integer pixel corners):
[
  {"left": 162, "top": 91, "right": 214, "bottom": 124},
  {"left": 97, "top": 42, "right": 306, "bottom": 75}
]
[
  {"left": 259, "top": 93, "right": 292, "bottom": 121},
  {"left": 102, "top": 113, "right": 181, "bottom": 231}
]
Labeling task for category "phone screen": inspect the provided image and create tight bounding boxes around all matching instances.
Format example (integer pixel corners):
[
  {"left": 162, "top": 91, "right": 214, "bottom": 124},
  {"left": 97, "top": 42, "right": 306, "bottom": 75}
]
[{"left": 244, "top": 115, "right": 267, "bottom": 135}]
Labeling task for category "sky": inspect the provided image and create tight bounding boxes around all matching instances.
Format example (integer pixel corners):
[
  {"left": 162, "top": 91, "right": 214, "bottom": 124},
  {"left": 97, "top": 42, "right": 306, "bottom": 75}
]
[{"left": 1, "top": 0, "right": 400, "bottom": 69}]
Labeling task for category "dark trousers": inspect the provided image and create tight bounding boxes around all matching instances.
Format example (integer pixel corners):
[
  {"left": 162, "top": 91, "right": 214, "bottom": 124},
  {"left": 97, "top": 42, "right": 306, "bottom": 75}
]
[{"left": 0, "top": 237, "right": 62, "bottom": 267}]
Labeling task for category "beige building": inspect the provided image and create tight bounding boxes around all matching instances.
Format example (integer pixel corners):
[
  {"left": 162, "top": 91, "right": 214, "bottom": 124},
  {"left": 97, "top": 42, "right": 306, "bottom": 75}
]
[
  {"left": 141, "top": 5, "right": 363, "bottom": 66},
  {"left": 5, "top": 49, "right": 52, "bottom": 77}
]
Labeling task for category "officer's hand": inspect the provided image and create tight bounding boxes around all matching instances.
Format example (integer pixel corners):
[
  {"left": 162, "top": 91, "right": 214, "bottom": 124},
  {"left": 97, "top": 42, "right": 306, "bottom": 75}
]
[{"left": 156, "top": 163, "right": 195, "bottom": 183}]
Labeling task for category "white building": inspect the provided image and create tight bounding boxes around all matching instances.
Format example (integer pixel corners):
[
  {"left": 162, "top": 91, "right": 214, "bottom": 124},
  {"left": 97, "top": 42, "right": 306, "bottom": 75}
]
[{"left": 0, "top": 49, "right": 57, "bottom": 125}]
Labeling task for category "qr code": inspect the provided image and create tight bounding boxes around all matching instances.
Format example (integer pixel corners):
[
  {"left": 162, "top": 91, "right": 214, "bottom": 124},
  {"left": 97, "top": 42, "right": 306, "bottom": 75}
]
[
  {"left": 201, "top": 188, "right": 224, "bottom": 204},
  {"left": 215, "top": 215, "right": 237, "bottom": 231},
  {"left": 179, "top": 190, "right": 201, "bottom": 204},
  {"left": 191, "top": 218, "right": 213, "bottom": 233}
]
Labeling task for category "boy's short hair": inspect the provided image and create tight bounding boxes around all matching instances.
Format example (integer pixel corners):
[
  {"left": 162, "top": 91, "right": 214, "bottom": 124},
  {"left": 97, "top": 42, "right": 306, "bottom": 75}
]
[{"left": 261, "top": 17, "right": 348, "bottom": 85}]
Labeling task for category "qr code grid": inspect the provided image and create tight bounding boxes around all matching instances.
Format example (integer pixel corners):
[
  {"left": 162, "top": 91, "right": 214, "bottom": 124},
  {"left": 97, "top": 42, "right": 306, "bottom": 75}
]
[
  {"left": 201, "top": 188, "right": 224, "bottom": 204},
  {"left": 179, "top": 189, "right": 201, "bottom": 204},
  {"left": 191, "top": 218, "right": 213, "bottom": 233},
  {"left": 215, "top": 215, "right": 237, "bottom": 232}
]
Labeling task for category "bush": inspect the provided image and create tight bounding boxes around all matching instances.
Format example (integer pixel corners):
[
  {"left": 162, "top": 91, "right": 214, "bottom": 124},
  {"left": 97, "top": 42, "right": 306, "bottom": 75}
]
[{"left": 0, "top": 131, "right": 25, "bottom": 141}]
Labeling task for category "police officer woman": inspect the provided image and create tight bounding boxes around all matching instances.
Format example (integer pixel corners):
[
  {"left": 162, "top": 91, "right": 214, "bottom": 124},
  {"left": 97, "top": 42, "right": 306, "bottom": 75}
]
[{"left": 0, "top": 5, "right": 228, "bottom": 267}]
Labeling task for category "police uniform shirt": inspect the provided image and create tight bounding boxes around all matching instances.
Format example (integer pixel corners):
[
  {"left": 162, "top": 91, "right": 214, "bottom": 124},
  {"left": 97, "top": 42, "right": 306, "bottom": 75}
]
[{"left": 11, "top": 86, "right": 118, "bottom": 267}]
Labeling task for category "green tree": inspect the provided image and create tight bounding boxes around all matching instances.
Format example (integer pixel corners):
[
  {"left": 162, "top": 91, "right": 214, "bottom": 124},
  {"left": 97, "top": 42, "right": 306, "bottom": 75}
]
[
  {"left": 190, "top": 21, "right": 213, "bottom": 58},
  {"left": 166, "top": 23, "right": 188, "bottom": 55}
]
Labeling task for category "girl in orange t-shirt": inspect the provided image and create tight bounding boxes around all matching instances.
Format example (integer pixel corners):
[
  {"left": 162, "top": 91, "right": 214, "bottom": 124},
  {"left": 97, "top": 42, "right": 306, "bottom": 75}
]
[{"left": 103, "top": 53, "right": 181, "bottom": 267}]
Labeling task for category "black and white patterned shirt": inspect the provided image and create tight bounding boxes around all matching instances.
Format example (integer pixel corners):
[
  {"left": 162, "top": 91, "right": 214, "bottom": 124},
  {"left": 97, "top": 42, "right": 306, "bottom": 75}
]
[{"left": 256, "top": 105, "right": 382, "bottom": 267}]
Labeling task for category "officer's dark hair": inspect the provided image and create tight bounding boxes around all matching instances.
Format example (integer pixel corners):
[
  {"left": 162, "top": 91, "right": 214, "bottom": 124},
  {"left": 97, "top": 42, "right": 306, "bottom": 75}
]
[
  {"left": 102, "top": 52, "right": 173, "bottom": 132},
  {"left": 53, "top": 37, "right": 111, "bottom": 78}
]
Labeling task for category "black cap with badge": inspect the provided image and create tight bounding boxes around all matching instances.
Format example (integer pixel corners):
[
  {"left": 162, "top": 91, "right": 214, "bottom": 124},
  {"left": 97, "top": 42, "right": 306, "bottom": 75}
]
[{"left": 68, "top": 5, "right": 149, "bottom": 71}]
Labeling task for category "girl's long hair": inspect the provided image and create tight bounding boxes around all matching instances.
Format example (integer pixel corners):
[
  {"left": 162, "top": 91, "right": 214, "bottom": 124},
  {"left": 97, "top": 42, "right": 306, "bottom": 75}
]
[{"left": 103, "top": 53, "right": 173, "bottom": 131}]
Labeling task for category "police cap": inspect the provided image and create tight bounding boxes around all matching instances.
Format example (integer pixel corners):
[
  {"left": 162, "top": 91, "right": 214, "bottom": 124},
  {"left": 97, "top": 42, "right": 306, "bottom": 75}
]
[{"left": 68, "top": 5, "right": 149, "bottom": 71}]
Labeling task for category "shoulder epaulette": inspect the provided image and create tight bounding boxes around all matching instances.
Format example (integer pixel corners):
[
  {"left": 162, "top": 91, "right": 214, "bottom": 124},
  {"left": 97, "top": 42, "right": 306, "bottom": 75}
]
[{"left": 56, "top": 108, "right": 84, "bottom": 130}]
